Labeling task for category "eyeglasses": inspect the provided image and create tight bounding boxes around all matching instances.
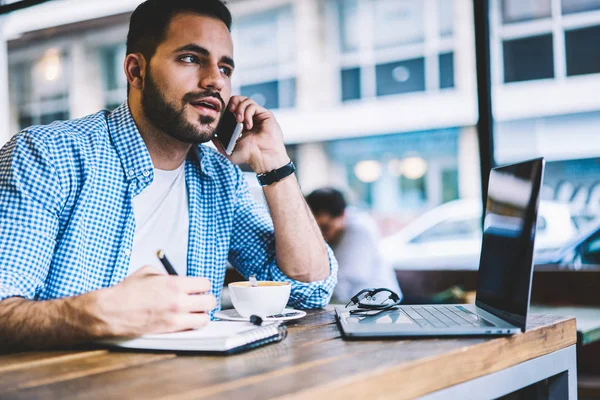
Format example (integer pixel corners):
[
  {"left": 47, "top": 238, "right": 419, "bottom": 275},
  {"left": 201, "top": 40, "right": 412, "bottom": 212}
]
[{"left": 345, "top": 288, "right": 402, "bottom": 316}]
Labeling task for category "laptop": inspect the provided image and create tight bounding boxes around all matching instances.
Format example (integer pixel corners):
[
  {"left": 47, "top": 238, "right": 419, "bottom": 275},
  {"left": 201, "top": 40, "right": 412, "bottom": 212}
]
[{"left": 336, "top": 157, "right": 545, "bottom": 337}]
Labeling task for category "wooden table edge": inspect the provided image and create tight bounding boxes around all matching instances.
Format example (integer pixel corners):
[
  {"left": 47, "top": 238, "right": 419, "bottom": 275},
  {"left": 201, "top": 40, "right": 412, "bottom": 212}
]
[{"left": 279, "top": 316, "right": 577, "bottom": 400}]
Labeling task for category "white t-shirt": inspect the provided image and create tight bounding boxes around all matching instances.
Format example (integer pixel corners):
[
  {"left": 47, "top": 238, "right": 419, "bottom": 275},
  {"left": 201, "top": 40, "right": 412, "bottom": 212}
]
[
  {"left": 128, "top": 164, "right": 189, "bottom": 276},
  {"left": 331, "top": 208, "right": 402, "bottom": 303}
]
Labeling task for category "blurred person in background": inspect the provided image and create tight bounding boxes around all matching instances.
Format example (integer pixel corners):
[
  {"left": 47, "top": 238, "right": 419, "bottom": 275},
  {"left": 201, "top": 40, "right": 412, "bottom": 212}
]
[{"left": 306, "top": 188, "right": 401, "bottom": 303}]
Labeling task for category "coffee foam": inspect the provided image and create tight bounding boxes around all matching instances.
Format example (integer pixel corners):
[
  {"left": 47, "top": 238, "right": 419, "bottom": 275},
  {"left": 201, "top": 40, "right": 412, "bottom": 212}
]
[{"left": 230, "top": 281, "right": 289, "bottom": 287}]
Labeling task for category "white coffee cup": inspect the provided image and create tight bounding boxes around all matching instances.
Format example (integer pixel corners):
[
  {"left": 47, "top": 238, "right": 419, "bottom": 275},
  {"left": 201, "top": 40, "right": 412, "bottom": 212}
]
[{"left": 228, "top": 281, "right": 291, "bottom": 318}]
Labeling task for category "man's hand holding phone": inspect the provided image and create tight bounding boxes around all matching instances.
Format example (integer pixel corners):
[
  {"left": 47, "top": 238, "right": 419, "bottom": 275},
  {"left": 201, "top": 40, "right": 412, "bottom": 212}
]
[{"left": 212, "top": 95, "right": 289, "bottom": 174}]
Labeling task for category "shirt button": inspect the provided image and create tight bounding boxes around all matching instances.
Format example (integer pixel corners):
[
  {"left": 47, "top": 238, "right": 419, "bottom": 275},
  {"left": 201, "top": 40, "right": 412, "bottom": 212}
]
[
  {"left": 127, "top": 169, "right": 135, "bottom": 177},
  {"left": 142, "top": 170, "right": 151, "bottom": 177},
  {"left": 124, "top": 249, "right": 131, "bottom": 256}
]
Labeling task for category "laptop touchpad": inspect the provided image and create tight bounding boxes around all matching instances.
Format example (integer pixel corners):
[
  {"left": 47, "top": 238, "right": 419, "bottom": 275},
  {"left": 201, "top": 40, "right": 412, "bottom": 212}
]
[{"left": 345, "top": 310, "right": 416, "bottom": 325}]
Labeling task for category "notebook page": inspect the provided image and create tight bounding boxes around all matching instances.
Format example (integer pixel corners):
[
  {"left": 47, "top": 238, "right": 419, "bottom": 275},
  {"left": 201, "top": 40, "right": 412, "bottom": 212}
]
[{"left": 139, "top": 321, "right": 277, "bottom": 340}]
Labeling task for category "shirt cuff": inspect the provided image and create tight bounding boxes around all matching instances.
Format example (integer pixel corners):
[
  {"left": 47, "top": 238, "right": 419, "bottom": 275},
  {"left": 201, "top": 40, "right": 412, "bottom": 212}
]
[
  {"left": 267, "top": 244, "right": 338, "bottom": 309},
  {"left": 0, "top": 285, "right": 27, "bottom": 302}
]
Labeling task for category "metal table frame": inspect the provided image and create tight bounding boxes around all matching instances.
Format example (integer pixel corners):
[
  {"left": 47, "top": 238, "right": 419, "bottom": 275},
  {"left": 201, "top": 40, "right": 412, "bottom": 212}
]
[{"left": 421, "top": 345, "right": 578, "bottom": 399}]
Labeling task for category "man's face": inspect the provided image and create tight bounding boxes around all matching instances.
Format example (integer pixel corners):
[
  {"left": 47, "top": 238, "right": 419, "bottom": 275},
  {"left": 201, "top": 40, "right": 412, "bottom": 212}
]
[
  {"left": 140, "top": 13, "right": 234, "bottom": 144},
  {"left": 314, "top": 212, "right": 346, "bottom": 245}
]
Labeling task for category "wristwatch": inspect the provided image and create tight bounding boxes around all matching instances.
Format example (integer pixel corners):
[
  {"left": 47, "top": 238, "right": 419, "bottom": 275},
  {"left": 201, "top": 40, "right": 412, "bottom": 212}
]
[{"left": 256, "top": 160, "right": 296, "bottom": 186}]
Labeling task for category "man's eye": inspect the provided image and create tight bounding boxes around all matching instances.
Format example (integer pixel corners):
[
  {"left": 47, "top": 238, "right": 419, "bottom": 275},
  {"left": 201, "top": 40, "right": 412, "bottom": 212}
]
[
  {"left": 220, "top": 66, "right": 233, "bottom": 77},
  {"left": 180, "top": 55, "right": 197, "bottom": 63}
]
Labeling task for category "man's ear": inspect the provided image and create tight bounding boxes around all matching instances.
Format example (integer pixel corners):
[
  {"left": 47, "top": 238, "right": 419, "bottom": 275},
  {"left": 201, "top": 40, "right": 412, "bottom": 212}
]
[{"left": 124, "top": 53, "right": 146, "bottom": 90}]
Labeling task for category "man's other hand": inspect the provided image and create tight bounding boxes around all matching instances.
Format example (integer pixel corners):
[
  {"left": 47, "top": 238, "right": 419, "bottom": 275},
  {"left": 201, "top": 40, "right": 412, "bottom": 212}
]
[{"left": 93, "top": 266, "right": 216, "bottom": 337}]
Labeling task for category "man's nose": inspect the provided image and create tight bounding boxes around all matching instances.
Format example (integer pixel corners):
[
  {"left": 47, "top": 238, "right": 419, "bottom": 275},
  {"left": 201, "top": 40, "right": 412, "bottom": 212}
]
[{"left": 199, "top": 64, "right": 226, "bottom": 92}]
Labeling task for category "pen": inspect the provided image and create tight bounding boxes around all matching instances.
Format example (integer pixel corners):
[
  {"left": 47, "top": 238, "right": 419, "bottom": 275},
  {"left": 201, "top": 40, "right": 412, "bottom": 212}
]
[
  {"left": 157, "top": 249, "right": 178, "bottom": 276},
  {"left": 267, "top": 312, "right": 301, "bottom": 318}
]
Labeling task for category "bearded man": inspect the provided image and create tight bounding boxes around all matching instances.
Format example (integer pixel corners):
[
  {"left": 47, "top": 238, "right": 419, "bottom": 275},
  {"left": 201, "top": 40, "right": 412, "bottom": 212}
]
[{"left": 0, "top": 0, "right": 337, "bottom": 351}]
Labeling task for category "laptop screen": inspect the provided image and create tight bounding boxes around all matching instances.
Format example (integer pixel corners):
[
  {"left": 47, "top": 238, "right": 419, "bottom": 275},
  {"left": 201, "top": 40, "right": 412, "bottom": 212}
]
[{"left": 475, "top": 158, "right": 544, "bottom": 330}]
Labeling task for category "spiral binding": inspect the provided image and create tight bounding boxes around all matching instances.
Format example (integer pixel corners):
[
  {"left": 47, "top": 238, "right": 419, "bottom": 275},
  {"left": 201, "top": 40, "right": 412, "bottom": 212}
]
[{"left": 228, "top": 322, "right": 288, "bottom": 353}]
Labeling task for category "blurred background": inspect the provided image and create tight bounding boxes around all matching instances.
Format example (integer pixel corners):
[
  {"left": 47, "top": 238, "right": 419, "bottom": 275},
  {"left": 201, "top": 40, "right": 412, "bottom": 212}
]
[{"left": 0, "top": 0, "right": 599, "bottom": 272}]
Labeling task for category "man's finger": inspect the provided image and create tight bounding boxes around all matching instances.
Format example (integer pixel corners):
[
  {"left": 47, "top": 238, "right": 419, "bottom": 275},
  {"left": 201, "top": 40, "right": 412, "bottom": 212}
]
[
  {"left": 227, "top": 95, "right": 247, "bottom": 113},
  {"left": 132, "top": 265, "right": 162, "bottom": 277},
  {"left": 169, "top": 313, "right": 211, "bottom": 332},
  {"left": 176, "top": 276, "right": 212, "bottom": 294},
  {"left": 232, "top": 97, "right": 255, "bottom": 123},
  {"left": 181, "top": 294, "right": 217, "bottom": 312},
  {"left": 241, "top": 104, "right": 256, "bottom": 130}
]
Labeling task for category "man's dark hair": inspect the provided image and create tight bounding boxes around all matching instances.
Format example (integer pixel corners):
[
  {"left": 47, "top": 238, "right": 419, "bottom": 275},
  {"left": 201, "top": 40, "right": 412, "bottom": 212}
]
[
  {"left": 126, "top": 0, "right": 232, "bottom": 62},
  {"left": 305, "top": 188, "right": 347, "bottom": 218}
]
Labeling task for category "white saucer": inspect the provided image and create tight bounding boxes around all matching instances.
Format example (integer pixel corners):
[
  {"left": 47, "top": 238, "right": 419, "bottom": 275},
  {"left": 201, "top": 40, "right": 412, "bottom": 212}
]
[{"left": 215, "top": 308, "right": 306, "bottom": 322}]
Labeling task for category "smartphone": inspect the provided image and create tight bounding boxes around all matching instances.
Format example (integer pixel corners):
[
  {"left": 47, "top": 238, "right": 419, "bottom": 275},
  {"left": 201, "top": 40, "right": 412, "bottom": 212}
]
[{"left": 214, "top": 109, "right": 244, "bottom": 156}]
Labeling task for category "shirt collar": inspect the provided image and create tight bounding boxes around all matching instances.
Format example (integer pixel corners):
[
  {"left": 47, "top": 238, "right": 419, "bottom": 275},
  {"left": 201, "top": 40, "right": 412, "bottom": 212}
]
[
  {"left": 191, "top": 145, "right": 216, "bottom": 178},
  {"left": 107, "top": 102, "right": 215, "bottom": 180},
  {"left": 107, "top": 103, "right": 154, "bottom": 182}
]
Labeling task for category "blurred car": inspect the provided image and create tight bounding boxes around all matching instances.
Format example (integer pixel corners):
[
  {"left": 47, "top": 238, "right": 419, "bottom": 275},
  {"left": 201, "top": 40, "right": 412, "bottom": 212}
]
[
  {"left": 535, "top": 219, "right": 600, "bottom": 269},
  {"left": 381, "top": 198, "right": 577, "bottom": 270}
]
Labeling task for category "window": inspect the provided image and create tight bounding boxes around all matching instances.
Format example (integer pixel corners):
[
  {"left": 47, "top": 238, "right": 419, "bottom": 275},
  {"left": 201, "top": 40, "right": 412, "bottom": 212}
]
[
  {"left": 335, "top": 0, "right": 456, "bottom": 102},
  {"left": 8, "top": 48, "right": 70, "bottom": 130},
  {"left": 338, "top": 0, "right": 360, "bottom": 52},
  {"left": 439, "top": 0, "right": 455, "bottom": 37},
  {"left": 501, "top": 0, "right": 551, "bottom": 23},
  {"left": 439, "top": 53, "right": 455, "bottom": 89},
  {"left": 375, "top": 58, "right": 426, "bottom": 96},
  {"left": 562, "top": 0, "right": 600, "bottom": 14},
  {"left": 503, "top": 35, "right": 554, "bottom": 83},
  {"left": 494, "top": 0, "right": 600, "bottom": 84},
  {"left": 240, "top": 79, "right": 296, "bottom": 109},
  {"left": 373, "top": 0, "right": 425, "bottom": 47},
  {"left": 565, "top": 25, "right": 600, "bottom": 76},
  {"left": 232, "top": 6, "right": 296, "bottom": 109},
  {"left": 341, "top": 67, "right": 361, "bottom": 101}
]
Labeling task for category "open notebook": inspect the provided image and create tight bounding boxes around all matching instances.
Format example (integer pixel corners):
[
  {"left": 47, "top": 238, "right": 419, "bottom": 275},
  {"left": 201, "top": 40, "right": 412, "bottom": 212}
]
[{"left": 101, "top": 321, "right": 287, "bottom": 354}]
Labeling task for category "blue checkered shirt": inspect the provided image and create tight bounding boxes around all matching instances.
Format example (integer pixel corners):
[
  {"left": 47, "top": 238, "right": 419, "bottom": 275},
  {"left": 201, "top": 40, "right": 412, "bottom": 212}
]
[{"left": 0, "top": 103, "right": 338, "bottom": 314}]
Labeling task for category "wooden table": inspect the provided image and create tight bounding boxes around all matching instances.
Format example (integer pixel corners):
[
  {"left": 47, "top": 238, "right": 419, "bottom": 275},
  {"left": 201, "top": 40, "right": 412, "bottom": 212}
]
[
  {"left": 531, "top": 305, "right": 600, "bottom": 346},
  {"left": 0, "top": 309, "right": 578, "bottom": 399}
]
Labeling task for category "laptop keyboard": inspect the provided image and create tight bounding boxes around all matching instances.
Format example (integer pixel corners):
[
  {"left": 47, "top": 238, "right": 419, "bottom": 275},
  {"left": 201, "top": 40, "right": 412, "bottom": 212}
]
[{"left": 403, "top": 305, "right": 495, "bottom": 328}]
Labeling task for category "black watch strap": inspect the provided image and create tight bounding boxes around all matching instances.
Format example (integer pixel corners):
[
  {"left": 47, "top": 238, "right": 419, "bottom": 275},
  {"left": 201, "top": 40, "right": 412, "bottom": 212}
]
[{"left": 256, "top": 161, "right": 296, "bottom": 186}]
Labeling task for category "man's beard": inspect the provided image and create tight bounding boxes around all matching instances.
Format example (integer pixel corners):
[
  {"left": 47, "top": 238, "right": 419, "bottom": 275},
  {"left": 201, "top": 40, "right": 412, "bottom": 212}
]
[{"left": 141, "top": 71, "right": 221, "bottom": 144}]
